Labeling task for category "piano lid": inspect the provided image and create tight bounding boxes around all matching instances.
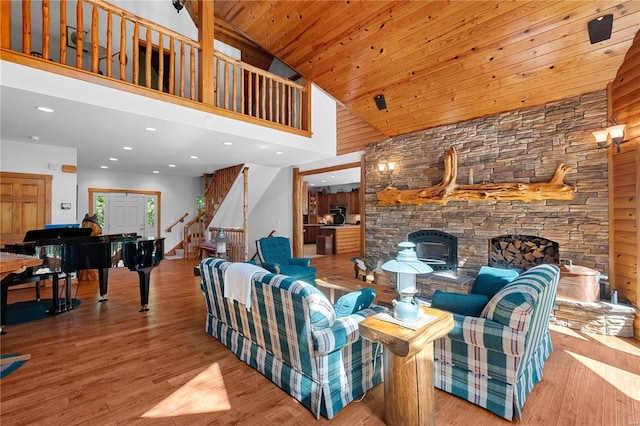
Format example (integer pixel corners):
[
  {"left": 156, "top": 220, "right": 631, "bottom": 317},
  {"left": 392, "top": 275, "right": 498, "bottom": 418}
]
[{"left": 23, "top": 228, "right": 92, "bottom": 242}]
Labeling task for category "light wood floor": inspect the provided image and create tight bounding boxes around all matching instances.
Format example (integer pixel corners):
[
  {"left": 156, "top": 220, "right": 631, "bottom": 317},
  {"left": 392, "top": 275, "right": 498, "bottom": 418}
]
[{"left": 1, "top": 253, "right": 639, "bottom": 425}]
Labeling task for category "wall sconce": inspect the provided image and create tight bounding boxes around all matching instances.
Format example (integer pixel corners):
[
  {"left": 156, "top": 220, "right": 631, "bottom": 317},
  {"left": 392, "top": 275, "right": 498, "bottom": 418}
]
[
  {"left": 593, "top": 118, "right": 626, "bottom": 153},
  {"left": 381, "top": 242, "right": 433, "bottom": 322},
  {"left": 214, "top": 228, "right": 229, "bottom": 259},
  {"left": 378, "top": 158, "right": 397, "bottom": 186}
]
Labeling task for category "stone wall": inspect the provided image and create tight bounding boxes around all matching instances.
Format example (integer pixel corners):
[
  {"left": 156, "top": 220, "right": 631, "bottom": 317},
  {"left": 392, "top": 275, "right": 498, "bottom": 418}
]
[{"left": 365, "top": 91, "right": 609, "bottom": 296}]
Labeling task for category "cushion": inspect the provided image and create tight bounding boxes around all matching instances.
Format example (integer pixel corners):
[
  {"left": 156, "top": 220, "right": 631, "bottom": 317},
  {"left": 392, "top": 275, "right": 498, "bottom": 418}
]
[
  {"left": 431, "top": 290, "right": 489, "bottom": 316},
  {"left": 471, "top": 266, "right": 520, "bottom": 299},
  {"left": 334, "top": 288, "right": 376, "bottom": 318},
  {"left": 480, "top": 284, "right": 536, "bottom": 331}
]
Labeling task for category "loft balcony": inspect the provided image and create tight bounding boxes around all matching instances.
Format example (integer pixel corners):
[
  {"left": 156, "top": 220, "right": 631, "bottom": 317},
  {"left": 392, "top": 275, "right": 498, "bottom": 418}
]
[{"left": 0, "top": 0, "right": 311, "bottom": 136}]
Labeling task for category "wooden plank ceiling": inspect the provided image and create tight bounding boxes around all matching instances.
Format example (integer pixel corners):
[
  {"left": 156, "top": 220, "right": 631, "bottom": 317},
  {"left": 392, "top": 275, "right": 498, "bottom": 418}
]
[{"left": 206, "top": 1, "right": 640, "bottom": 154}]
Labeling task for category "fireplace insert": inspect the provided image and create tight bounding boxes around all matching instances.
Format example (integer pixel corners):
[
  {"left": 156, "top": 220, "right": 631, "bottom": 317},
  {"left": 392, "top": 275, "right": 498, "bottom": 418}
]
[{"left": 408, "top": 230, "right": 458, "bottom": 273}]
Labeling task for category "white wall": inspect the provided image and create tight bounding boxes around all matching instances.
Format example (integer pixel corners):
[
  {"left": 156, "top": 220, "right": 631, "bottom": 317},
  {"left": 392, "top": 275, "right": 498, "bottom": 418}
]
[
  {"left": 77, "top": 167, "right": 200, "bottom": 250},
  {"left": 0, "top": 139, "right": 78, "bottom": 224},
  {"left": 247, "top": 167, "right": 293, "bottom": 259}
]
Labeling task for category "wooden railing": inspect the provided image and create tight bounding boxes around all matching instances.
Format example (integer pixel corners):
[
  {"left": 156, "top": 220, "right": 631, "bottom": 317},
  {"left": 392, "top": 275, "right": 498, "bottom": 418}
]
[
  {"left": 207, "top": 227, "right": 246, "bottom": 262},
  {"left": 214, "top": 51, "right": 306, "bottom": 129},
  {"left": 183, "top": 212, "right": 206, "bottom": 260},
  {"left": 165, "top": 212, "right": 189, "bottom": 233},
  {"left": 2, "top": 0, "right": 309, "bottom": 132},
  {"left": 204, "top": 165, "right": 244, "bottom": 223}
]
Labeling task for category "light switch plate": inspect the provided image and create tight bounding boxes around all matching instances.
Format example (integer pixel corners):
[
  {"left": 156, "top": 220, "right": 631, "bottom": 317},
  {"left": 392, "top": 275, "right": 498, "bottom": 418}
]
[{"left": 61, "top": 203, "right": 71, "bottom": 210}]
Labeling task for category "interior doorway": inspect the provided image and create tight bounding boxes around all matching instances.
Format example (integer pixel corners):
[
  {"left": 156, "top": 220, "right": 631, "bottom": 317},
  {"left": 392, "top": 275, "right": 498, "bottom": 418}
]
[{"left": 89, "top": 188, "right": 161, "bottom": 237}]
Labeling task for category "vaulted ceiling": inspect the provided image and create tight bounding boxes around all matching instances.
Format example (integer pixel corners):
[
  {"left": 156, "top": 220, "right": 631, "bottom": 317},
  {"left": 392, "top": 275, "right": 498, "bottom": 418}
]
[{"left": 207, "top": 1, "right": 640, "bottom": 154}]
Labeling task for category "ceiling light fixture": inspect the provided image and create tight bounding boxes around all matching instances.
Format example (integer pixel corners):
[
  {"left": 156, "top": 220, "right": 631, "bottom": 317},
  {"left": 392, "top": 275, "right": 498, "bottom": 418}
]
[
  {"left": 29, "top": 136, "right": 40, "bottom": 141},
  {"left": 223, "top": 142, "right": 233, "bottom": 146},
  {"left": 109, "top": 157, "right": 118, "bottom": 161},
  {"left": 123, "top": 146, "right": 133, "bottom": 151},
  {"left": 190, "top": 155, "right": 198, "bottom": 159},
  {"left": 275, "top": 151, "right": 284, "bottom": 155},
  {"left": 100, "top": 165, "right": 108, "bottom": 169},
  {"left": 144, "top": 127, "right": 157, "bottom": 132},
  {"left": 153, "top": 170, "right": 159, "bottom": 174},
  {"left": 36, "top": 106, "right": 54, "bottom": 113},
  {"left": 169, "top": 164, "right": 176, "bottom": 168}
]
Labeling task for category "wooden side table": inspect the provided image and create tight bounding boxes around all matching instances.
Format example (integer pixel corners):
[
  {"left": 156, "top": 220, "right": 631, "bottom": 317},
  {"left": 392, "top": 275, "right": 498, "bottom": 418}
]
[{"left": 359, "top": 306, "right": 454, "bottom": 426}]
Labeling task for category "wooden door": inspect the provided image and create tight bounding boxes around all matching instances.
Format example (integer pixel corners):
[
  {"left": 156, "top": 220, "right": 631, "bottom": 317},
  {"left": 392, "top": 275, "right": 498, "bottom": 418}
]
[{"left": 0, "top": 172, "right": 52, "bottom": 245}]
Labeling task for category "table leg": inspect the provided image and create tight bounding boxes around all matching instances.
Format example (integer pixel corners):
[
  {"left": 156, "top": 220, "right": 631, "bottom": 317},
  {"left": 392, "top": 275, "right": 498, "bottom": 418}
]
[{"left": 383, "top": 341, "right": 437, "bottom": 426}]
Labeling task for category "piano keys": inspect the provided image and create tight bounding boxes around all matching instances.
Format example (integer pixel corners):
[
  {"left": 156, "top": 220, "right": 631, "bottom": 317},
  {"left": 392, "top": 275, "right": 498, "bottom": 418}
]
[{"left": 1, "top": 230, "right": 165, "bottom": 328}]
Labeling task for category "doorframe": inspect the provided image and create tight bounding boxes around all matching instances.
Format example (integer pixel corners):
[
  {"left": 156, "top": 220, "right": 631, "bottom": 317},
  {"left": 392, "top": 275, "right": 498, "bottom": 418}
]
[
  {"left": 292, "top": 158, "right": 364, "bottom": 258},
  {"left": 88, "top": 188, "right": 161, "bottom": 237}
]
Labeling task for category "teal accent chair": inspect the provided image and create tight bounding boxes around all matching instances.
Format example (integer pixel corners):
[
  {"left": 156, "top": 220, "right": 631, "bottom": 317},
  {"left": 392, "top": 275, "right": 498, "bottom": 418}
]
[
  {"left": 433, "top": 264, "right": 560, "bottom": 420},
  {"left": 255, "top": 236, "right": 317, "bottom": 285}
]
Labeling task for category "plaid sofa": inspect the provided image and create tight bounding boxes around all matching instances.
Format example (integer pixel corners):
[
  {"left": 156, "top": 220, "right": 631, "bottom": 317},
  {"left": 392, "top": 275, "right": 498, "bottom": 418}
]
[
  {"left": 433, "top": 263, "right": 560, "bottom": 420},
  {"left": 199, "top": 258, "right": 386, "bottom": 419}
]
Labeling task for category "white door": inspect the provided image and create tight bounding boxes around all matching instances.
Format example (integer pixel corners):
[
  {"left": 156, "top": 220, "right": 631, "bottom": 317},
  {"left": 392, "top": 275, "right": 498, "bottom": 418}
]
[{"left": 109, "top": 193, "right": 145, "bottom": 235}]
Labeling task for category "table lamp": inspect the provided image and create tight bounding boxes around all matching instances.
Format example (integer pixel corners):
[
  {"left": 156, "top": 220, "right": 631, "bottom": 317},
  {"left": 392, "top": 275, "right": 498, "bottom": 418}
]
[
  {"left": 214, "top": 228, "right": 229, "bottom": 259},
  {"left": 382, "top": 241, "right": 433, "bottom": 322}
]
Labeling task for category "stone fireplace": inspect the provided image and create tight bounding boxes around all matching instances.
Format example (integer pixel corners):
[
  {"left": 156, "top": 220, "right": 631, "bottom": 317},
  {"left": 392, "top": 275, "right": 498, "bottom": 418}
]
[
  {"left": 364, "top": 90, "right": 610, "bottom": 299},
  {"left": 408, "top": 230, "right": 458, "bottom": 273}
]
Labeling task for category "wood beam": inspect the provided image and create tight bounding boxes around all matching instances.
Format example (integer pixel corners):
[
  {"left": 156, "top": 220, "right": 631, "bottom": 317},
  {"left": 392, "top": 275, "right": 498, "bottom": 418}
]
[
  {"left": 198, "top": 0, "right": 214, "bottom": 105},
  {"left": 376, "top": 147, "right": 575, "bottom": 206}
]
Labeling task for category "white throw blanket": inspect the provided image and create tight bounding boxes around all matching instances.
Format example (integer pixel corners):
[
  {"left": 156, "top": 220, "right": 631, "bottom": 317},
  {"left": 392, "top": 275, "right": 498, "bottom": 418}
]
[{"left": 223, "top": 263, "right": 269, "bottom": 310}]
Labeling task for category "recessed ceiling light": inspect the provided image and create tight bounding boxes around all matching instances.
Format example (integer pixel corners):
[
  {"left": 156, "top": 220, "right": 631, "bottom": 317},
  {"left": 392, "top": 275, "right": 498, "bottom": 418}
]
[
  {"left": 29, "top": 136, "right": 40, "bottom": 141},
  {"left": 123, "top": 146, "right": 133, "bottom": 150},
  {"left": 223, "top": 142, "right": 233, "bottom": 146},
  {"left": 310, "top": 183, "right": 315, "bottom": 186},
  {"left": 321, "top": 180, "right": 326, "bottom": 183},
  {"left": 109, "top": 157, "right": 118, "bottom": 161},
  {"left": 169, "top": 164, "right": 176, "bottom": 168},
  {"left": 189, "top": 155, "right": 198, "bottom": 159},
  {"left": 259, "top": 145, "right": 268, "bottom": 149},
  {"left": 153, "top": 170, "right": 159, "bottom": 174},
  {"left": 36, "top": 106, "right": 54, "bottom": 113},
  {"left": 100, "top": 165, "right": 108, "bottom": 169},
  {"left": 145, "top": 127, "right": 157, "bottom": 132},
  {"left": 275, "top": 151, "right": 284, "bottom": 155},
  {"left": 330, "top": 175, "right": 336, "bottom": 178}
]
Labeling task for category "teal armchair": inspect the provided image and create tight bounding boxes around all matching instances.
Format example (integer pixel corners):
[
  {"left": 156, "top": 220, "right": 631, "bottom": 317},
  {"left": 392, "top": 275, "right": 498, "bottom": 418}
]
[{"left": 255, "top": 237, "right": 317, "bottom": 285}]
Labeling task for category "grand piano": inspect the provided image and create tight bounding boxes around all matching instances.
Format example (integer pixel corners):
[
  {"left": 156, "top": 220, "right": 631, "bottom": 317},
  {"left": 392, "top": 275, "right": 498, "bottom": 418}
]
[{"left": 1, "top": 228, "right": 165, "bottom": 327}]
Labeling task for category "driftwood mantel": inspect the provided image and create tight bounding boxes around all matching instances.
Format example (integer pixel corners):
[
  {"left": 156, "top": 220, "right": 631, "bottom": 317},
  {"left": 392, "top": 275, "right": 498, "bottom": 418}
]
[{"left": 376, "top": 147, "right": 575, "bottom": 206}]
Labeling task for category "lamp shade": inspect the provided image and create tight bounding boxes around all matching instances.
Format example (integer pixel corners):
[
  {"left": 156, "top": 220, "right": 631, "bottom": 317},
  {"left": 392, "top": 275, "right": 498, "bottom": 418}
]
[
  {"left": 381, "top": 242, "right": 433, "bottom": 275},
  {"left": 592, "top": 129, "right": 609, "bottom": 144},
  {"left": 608, "top": 124, "right": 626, "bottom": 141}
]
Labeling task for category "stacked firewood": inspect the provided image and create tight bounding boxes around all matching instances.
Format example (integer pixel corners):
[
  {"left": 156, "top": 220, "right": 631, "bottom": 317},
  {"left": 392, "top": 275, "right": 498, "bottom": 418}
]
[{"left": 490, "top": 235, "right": 559, "bottom": 270}]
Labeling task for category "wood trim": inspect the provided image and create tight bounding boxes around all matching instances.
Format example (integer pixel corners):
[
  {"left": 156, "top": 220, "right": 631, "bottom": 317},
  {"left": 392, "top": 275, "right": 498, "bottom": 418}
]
[
  {"left": 360, "top": 155, "right": 366, "bottom": 256},
  {"left": 292, "top": 168, "right": 304, "bottom": 258},
  {"left": 1, "top": 1, "right": 10, "bottom": 49},
  {"left": 88, "top": 187, "right": 161, "bottom": 237},
  {"left": 198, "top": 0, "right": 214, "bottom": 106},
  {"left": 61, "top": 164, "right": 77, "bottom": 173},
  {"left": 298, "top": 162, "right": 361, "bottom": 177}
]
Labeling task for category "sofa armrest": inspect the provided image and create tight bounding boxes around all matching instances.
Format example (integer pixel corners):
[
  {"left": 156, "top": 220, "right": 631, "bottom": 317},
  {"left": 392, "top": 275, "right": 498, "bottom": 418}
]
[
  {"left": 447, "top": 313, "right": 527, "bottom": 356},
  {"left": 261, "top": 262, "right": 281, "bottom": 274},
  {"left": 312, "top": 306, "right": 387, "bottom": 354},
  {"left": 289, "top": 257, "right": 312, "bottom": 267}
]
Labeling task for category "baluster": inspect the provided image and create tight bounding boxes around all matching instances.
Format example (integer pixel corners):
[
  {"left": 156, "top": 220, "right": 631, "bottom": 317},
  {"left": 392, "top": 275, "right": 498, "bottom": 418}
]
[
  {"left": 105, "top": 12, "right": 112, "bottom": 78},
  {"left": 179, "top": 41, "right": 185, "bottom": 98},
  {"left": 91, "top": 4, "right": 99, "bottom": 74},
  {"left": 119, "top": 16, "right": 126, "bottom": 80},
  {"left": 42, "top": 0, "right": 50, "bottom": 60},
  {"left": 169, "top": 36, "right": 175, "bottom": 95},
  {"left": 145, "top": 27, "right": 152, "bottom": 88},
  {"left": 59, "top": 0, "right": 67, "bottom": 64},
  {"left": 22, "top": 1, "right": 31, "bottom": 54},
  {"left": 190, "top": 46, "right": 195, "bottom": 100},
  {"left": 132, "top": 22, "right": 139, "bottom": 84},
  {"left": 158, "top": 34, "right": 164, "bottom": 92},
  {"left": 75, "top": 1, "right": 82, "bottom": 69}
]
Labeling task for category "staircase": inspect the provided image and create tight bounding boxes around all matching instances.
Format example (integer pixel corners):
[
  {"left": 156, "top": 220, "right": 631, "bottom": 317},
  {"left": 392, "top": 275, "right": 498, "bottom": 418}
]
[{"left": 181, "top": 165, "right": 245, "bottom": 260}]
